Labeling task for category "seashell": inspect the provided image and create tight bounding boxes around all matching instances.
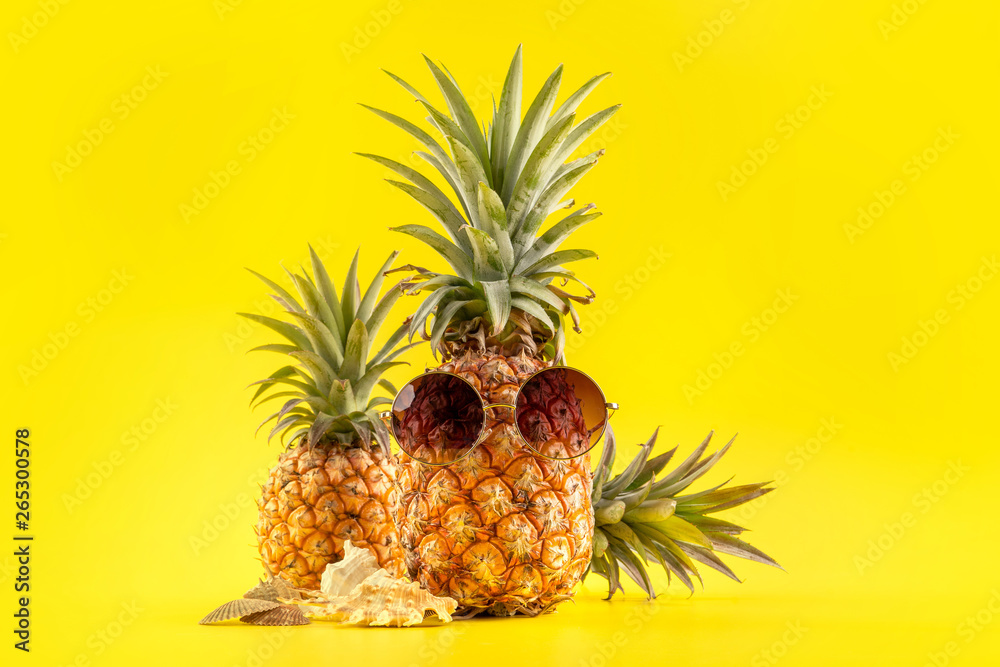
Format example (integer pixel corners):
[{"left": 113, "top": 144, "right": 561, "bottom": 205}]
[
  {"left": 199, "top": 598, "right": 279, "bottom": 624},
  {"left": 240, "top": 605, "right": 310, "bottom": 626},
  {"left": 308, "top": 570, "right": 458, "bottom": 627},
  {"left": 319, "top": 540, "right": 380, "bottom": 597},
  {"left": 245, "top": 575, "right": 300, "bottom": 602}
]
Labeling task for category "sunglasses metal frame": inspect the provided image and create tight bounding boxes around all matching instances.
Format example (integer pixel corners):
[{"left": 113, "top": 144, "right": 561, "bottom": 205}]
[{"left": 380, "top": 366, "right": 618, "bottom": 466}]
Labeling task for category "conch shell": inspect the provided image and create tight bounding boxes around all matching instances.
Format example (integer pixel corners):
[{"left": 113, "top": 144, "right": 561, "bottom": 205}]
[
  {"left": 320, "top": 540, "right": 379, "bottom": 596},
  {"left": 307, "top": 569, "right": 458, "bottom": 627}
]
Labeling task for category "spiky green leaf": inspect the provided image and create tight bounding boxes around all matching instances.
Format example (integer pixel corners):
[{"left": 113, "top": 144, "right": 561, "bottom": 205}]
[
  {"left": 238, "top": 313, "right": 311, "bottom": 352},
  {"left": 391, "top": 225, "right": 474, "bottom": 281},
  {"left": 547, "top": 72, "right": 612, "bottom": 129},
  {"left": 340, "top": 319, "right": 369, "bottom": 383},
  {"left": 463, "top": 226, "right": 507, "bottom": 281},
  {"left": 502, "top": 65, "right": 563, "bottom": 203},
  {"left": 506, "top": 114, "right": 576, "bottom": 233},
  {"left": 490, "top": 46, "right": 522, "bottom": 188},
  {"left": 476, "top": 182, "right": 515, "bottom": 271},
  {"left": 308, "top": 245, "right": 346, "bottom": 338},
  {"left": 423, "top": 56, "right": 492, "bottom": 182}
]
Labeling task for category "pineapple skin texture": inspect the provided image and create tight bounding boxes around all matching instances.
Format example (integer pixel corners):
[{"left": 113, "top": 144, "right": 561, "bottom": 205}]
[
  {"left": 256, "top": 442, "right": 407, "bottom": 588},
  {"left": 399, "top": 353, "right": 595, "bottom": 615}
]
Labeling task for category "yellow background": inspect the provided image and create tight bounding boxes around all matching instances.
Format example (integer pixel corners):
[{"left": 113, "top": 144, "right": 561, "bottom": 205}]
[{"left": 3, "top": 0, "right": 999, "bottom": 665}]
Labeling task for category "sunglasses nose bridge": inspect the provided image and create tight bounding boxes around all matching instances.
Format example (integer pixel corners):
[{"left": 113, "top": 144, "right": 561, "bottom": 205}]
[
  {"left": 481, "top": 402, "right": 516, "bottom": 423},
  {"left": 482, "top": 402, "right": 516, "bottom": 411}
]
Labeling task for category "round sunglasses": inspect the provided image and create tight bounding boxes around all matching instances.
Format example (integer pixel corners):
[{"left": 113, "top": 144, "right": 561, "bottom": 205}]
[{"left": 380, "top": 366, "right": 618, "bottom": 465}]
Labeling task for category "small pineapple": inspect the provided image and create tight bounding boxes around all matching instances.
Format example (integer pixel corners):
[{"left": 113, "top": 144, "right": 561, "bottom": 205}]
[
  {"left": 243, "top": 248, "right": 417, "bottom": 588},
  {"left": 589, "top": 426, "right": 781, "bottom": 597}
]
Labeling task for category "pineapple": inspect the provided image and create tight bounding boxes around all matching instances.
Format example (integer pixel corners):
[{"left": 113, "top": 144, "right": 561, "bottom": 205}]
[
  {"left": 242, "top": 248, "right": 417, "bottom": 588},
  {"left": 361, "top": 46, "right": 619, "bottom": 615},
  {"left": 394, "top": 352, "right": 596, "bottom": 614},
  {"left": 588, "top": 426, "right": 781, "bottom": 598}
]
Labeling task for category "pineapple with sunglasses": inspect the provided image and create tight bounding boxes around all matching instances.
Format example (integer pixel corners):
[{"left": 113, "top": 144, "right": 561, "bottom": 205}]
[
  {"left": 362, "top": 47, "right": 621, "bottom": 615},
  {"left": 364, "top": 48, "right": 780, "bottom": 615}
]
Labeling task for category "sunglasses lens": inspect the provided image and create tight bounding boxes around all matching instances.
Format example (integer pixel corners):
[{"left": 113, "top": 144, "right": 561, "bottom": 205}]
[
  {"left": 390, "top": 373, "right": 484, "bottom": 464},
  {"left": 515, "top": 367, "right": 608, "bottom": 459}
]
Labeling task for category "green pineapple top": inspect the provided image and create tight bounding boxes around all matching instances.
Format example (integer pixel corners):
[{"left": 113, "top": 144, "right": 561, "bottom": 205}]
[
  {"left": 361, "top": 46, "right": 620, "bottom": 360},
  {"left": 241, "top": 247, "right": 417, "bottom": 456},
  {"left": 589, "top": 426, "right": 782, "bottom": 598}
]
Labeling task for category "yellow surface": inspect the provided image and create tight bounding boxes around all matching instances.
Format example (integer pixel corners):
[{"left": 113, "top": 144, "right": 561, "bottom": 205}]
[{"left": 2, "top": 0, "right": 998, "bottom": 665}]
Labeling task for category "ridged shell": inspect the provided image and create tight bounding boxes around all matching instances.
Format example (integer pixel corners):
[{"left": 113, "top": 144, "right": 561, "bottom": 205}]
[
  {"left": 320, "top": 540, "right": 379, "bottom": 597},
  {"left": 241, "top": 605, "right": 310, "bottom": 626},
  {"left": 199, "top": 598, "right": 279, "bottom": 624},
  {"left": 245, "top": 575, "right": 299, "bottom": 602},
  {"left": 308, "top": 570, "right": 458, "bottom": 627}
]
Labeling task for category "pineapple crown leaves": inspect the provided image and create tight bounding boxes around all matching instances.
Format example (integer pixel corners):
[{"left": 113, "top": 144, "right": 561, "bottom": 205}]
[
  {"left": 358, "top": 45, "right": 620, "bottom": 360},
  {"left": 587, "top": 424, "right": 783, "bottom": 599},
  {"left": 239, "top": 247, "right": 420, "bottom": 456}
]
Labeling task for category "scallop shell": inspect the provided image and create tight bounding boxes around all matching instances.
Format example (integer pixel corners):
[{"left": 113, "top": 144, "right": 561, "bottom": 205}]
[
  {"left": 245, "top": 575, "right": 300, "bottom": 602},
  {"left": 241, "top": 605, "right": 310, "bottom": 626},
  {"left": 199, "top": 598, "right": 279, "bottom": 624},
  {"left": 308, "top": 570, "right": 458, "bottom": 627},
  {"left": 319, "top": 540, "right": 380, "bottom": 597}
]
